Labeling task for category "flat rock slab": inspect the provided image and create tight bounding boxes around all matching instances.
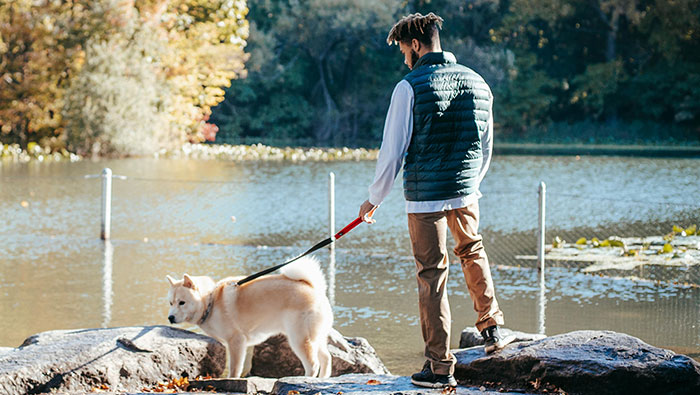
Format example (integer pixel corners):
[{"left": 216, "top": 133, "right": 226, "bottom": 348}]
[
  {"left": 189, "top": 377, "right": 276, "bottom": 394},
  {"left": 454, "top": 330, "right": 700, "bottom": 394},
  {"left": 251, "top": 329, "right": 390, "bottom": 377},
  {"left": 272, "top": 373, "right": 530, "bottom": 395},
  {"left": 0, "top": 326, "right": 226, "bottom": 394},
  {"left": 459, "top": 327, "right": 545, "bottom": 348}
]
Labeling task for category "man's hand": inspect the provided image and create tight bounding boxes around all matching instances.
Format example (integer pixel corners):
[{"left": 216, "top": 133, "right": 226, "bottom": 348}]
[{"left": 359, "top": 200, "right": 378, "bottom": 224}]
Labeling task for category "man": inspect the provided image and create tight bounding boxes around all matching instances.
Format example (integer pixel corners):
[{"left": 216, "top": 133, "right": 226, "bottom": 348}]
[{"left": 358, "top": 12, "right": 513, "bottom": 388}]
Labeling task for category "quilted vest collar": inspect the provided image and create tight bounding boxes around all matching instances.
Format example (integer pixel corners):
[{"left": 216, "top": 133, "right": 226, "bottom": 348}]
[{"left": 413, "top": 51, "right": 457, "bottom": 69}]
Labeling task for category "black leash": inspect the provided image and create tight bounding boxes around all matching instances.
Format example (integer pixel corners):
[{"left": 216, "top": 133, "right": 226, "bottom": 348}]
[{"left": 236, "top": 216, "right": 366, "bottom": 286}]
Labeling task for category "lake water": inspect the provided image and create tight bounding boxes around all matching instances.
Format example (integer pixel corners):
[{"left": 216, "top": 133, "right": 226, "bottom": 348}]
[{"left": 1, "top": 155, "right": 698, "bottom": 375}]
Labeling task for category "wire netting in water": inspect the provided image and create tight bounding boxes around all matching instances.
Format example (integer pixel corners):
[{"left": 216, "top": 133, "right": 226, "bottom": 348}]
[{"left": 479, "top": 188, "right": 700, "bottom": 287}]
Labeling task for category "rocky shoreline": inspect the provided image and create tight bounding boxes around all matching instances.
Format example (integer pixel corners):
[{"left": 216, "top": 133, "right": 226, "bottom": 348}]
[
  {"left": 0, "top": 142, "right": 378, "bottom": 163},
  {"left": 1, "top": 326, "right": 698, "bottom": 394}
]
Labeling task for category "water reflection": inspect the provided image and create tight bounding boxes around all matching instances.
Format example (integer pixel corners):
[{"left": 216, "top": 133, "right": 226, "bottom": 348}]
[
  {"left": 537, "top": 271, "right": 547, "bottom": 335},
  {"left": 327, "top": 248, "right": 336, "bottom": 307},
  {"left": 102, "top": 240, "right": 114, "bottom": 328}
]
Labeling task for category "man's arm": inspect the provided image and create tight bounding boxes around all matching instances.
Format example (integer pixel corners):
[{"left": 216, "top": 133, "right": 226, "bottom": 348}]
[
  {"left": 359, "top": 80, "right": 414, "bottom": 222},
  {"left": 477, "top": 93, "right": 494, "bottom": 185}
]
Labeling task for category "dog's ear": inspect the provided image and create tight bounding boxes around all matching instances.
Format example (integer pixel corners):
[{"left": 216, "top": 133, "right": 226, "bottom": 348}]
[
  {"left": 166, "top": 275, "right": 177, "bottom": 286},
  {"left": 183, "top": 274, "right": 197, "bottom": 290}
]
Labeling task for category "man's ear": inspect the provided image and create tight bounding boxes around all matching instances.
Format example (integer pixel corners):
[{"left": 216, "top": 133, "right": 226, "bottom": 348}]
[
  {"left": 166, "top": 275, "right": 177, "bottom": 286},
  {"left": 183, "top": 274, "right": 197, "bottom": 290},
  {"left": 411, "top": 38, "right": 421, "bottom": 53}
]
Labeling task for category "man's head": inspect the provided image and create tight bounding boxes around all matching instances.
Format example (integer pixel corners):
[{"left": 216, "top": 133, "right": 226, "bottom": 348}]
[{"left": 387, "top": 12, "right": 444, "bottom": 69}]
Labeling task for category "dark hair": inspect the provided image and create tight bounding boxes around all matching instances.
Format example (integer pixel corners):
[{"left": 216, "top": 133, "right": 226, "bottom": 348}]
[{"left": 386, "top": 12, "right": 443, "bottom": 46}]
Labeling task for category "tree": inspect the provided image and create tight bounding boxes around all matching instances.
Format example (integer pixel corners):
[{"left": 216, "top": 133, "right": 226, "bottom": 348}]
[
  {"left": 213, "top": 0, "right": 403, "bottom": 146},
  {"left": 1, "top": 0, "right": 250, "bottom": 153},
  {"left": 146, "top": 0, "right": 249, "bottom": 143},
  {"left": 0, "top": 0, "right": 114, "bottom": 148},
  {"left": 63, "top": 23, "right": 171, "bottom": 156},
  {"left": 213, "top": 0, "right": 698, "bottom": 145}
]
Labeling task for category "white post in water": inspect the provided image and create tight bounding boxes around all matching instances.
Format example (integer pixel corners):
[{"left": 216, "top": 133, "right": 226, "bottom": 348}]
[
  {"left": 537, "top": 182, "right": 546, "bottom": 275},
  {"left": 537, "top": 181, "right": 547, "bottom": 335},
  {"left": 537, "top": 271, "right": 547, "bottom": 335},
  {"left": 101, "top": 168, "right": 113, "bottom": 240},
  {"left": 329, "top": 172, "right": 336, "bottom": 251},
  {"left": 102, "top": 240, "right": 114, "bottom": 328},
  {"left": 328, "top": 172, "right": 336, "bottom": 306}
]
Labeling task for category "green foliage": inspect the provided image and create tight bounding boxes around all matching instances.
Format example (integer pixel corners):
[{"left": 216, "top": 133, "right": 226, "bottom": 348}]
[
  {"left": 3, "top": 0, "right": 699, "bottom": 149},
  {"left": 495, "top": 0, "right": 700, "bottom": 135},
  {"left": 495, "top": 53, "right": 559, "bottom": 131},
  {"left": 212, "top": 0, "right": 403, "bottom": 146},
  {"left": 571, "top": 61, "right": 627, "bottom": 120}
]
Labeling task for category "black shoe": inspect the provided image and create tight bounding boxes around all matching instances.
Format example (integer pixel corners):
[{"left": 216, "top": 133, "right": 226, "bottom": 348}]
[
  {"left": 481, "top": 325, "right": 515, "bottom": 354},
  {"left": 410, "top": 360, "right": 457, "bottom": 388}
]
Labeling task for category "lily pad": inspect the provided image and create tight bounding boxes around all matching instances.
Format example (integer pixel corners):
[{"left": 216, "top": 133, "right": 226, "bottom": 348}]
[{"left": 608, "top": 238, "right": 626, "bottom": 248}]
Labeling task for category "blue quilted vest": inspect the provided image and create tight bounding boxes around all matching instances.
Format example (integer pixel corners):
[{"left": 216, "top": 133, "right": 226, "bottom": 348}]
[{"left": 402, "top": 52, "right": 491, "bottom": 202}]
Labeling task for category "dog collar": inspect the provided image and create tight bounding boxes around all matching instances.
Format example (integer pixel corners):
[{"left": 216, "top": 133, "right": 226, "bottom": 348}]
[{"left": 198, "top": 296, "right": 214, "bottom": 325}]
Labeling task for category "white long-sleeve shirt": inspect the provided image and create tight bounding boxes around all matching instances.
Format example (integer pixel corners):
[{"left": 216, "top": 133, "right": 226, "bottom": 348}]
[{"left": 368, "top": 79, "right": 493, "bottom": 213}]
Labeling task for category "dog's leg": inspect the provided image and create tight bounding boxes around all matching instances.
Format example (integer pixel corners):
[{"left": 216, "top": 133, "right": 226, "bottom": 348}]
[
  {"left": 226, "top": 334, "right": 247, "bottom": 378},
  {"left": 317, "top": 340, "right": 332, "bottom": 378},
  {"left": 288, "top": 332, "right": 319, "bottom": 377}
]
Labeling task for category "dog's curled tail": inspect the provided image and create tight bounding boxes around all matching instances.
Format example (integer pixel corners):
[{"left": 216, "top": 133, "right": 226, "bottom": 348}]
[{"left": 280, "top": 256, "right": 327, "bottom": 293}]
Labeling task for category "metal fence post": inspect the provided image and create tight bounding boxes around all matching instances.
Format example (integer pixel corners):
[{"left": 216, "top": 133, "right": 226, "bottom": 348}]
[
  {"left": 538, "top": 181, "right": 546, "bottom": 275},
  {"left": 328, "top": 172, "right": 336, "bottom": 306},
  {"left": 329, "top": 172, "right": 335, "bottom": 252},
  {"left": 537, "top": 181, "right": 547, "bottom": 335},
  {"left": 85, "top": 168, "right": 126, "bottom": 240},
  {"left": 101, "top": 168, "right": 113, "bottom": 240}
]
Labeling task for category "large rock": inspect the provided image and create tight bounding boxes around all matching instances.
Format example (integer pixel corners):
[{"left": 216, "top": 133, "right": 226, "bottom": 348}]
[
  {"left": 272, "top": 373, "right": 525, "bottom": 395},
  {"left": 459, "top": 326, "right": 546, "bottom": 348},
  {"left": 188, "top": 377, "right": 276, "bottom": 394},
  {"left": 455, "top": 330, "right": 700, "bottom": 395},
  {"left": 0, "top": 326, "right": 226, "bottom": 394},
  {"left": 250, "top": 329, "right": 390, "bottom": 378}
]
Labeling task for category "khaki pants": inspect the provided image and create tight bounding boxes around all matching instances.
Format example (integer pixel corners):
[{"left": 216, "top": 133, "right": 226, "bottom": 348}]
[{"left": 407, "top": 201, "right": 504, "bottom": 375}]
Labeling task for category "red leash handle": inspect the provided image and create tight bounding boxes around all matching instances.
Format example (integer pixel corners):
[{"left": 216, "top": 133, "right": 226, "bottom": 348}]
[
  {"left": 334, "top": 206, "right": 377, "bottom": 240},
  {"left": 334, "top": 217, "right": 363, "bottom": 240}
]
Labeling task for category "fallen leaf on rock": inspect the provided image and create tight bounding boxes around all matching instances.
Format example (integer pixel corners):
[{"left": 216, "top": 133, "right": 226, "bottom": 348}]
[
  {"left": 142, "top": 377, "right": 190, "bottom": 393},
  {"left": 442, "top": 385, "right": 456, "bottom": 394},
  {"left": 365, "top": 379, "right": 381, "bottom": 385},
  {"left": 287, "top": 391, "right": 300, "bottom": 395}
]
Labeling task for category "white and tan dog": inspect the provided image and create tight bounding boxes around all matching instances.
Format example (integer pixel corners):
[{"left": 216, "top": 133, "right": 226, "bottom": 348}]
[{"left": 166, "top": 256, "right": 333, "bottom": 378}]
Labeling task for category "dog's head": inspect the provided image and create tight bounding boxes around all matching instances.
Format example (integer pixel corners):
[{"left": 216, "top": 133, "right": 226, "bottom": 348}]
[{"left": 166, "top": 274, "right": 207, "bottom": 325}]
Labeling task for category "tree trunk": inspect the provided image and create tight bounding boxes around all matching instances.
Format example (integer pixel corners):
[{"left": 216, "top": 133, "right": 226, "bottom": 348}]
[
  {"left": 606, "top": 9, "right": 620, "bottom": 62},
  {"left": 315, "top": 58, "right": 337, "bottom": 144}
]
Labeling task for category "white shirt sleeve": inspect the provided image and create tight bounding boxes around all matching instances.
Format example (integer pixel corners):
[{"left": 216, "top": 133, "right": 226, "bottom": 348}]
[
  {"left": 368, "top": 80, "right": 414, "bottom": 206},
  {"left": 477, "top": 94, "right": 494, "bottom": 185}
]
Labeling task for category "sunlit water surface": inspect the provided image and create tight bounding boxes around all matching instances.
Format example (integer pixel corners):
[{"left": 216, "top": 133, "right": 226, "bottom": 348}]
[{"left": 1, "top": 156, "right": 698, "bottom": 375}]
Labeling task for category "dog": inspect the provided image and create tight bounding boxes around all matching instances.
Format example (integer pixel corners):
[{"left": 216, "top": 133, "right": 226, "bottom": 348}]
[{"left": 166, "top": 256, "right": 333, "bottom": 378}]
